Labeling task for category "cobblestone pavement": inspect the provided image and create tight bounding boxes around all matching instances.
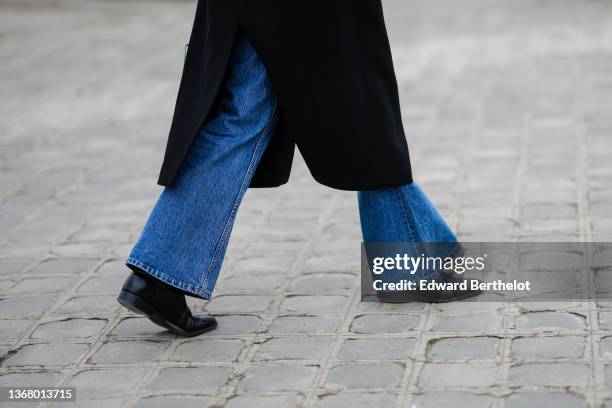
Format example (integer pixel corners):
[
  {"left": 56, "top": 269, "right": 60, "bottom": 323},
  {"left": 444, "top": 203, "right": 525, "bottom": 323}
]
[{"left": 2, "top": 0, "right": 612, "bottom": 406}]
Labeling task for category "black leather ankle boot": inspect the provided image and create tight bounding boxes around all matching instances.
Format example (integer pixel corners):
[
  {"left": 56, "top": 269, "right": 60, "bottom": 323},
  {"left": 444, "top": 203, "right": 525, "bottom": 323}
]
[{"left": 117, "top": 271, "right": 217, "bottom": 337}]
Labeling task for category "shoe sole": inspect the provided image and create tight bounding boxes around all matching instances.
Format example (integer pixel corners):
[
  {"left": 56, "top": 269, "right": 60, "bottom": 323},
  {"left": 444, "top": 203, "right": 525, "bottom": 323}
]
[
  {"left": 117, "top": 290, "right": 217, "bottom": 337},
  {"left": 377, "top": 289, "right": 483, "bottom": 304}
]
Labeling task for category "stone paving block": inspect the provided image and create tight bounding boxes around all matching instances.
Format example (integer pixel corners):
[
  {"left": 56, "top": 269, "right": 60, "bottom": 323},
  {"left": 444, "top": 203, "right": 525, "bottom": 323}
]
[
  {"left": 70, "top": 227, "right": 123, "bottom": 243},
  {"left": 218, "top": 274, "right": 284, "bottom": 291},
  {"left": 319, "top": 225, "right": 362, "bottom": 242},
  {"left": 147, "top": 366, "right": 232, "bottom": 391},
  {"left": 114, "top": 243, "right": 133, "bottom": 259},
  {"left": 506, "top": 392, "right": 587, "bottom": 408},
  {"left": 338, "top": 337, "right": 415, "bottom": 360},
  {"left": 245, "top": 240, "right": 305, "bottom": 256},
  {"left": 516, "top": 301, "right": 584, "bottom": 312},
  {"left": 511, "top": 336, "right": 585, "bottom": 359},
  {"left": 232, "top": 256, "right": 295, "bottom": 274},
  {"left": 281, "top": 195, "right": 330, "bottom": 211},
  {"left": 431, "top": 314, "right": 503, "bottom": 333},
  {"left": 52, "top": 242, "right": 111, "bottom": 257},
  {"left": 591, "top": 203, "right": 612, "bottom": 219},
  {"left": 30, "top": 318, "right": 107, "bottom": 339},
  {"left": 96, "top": 260, "right": 126, "bottom": 275},
  {"left": 88, "top": 340, "right": 169, "bottom": 364},
  {"left": 349, "top": 314, "right": 420, "bottom": 333},
  {"left": 411, "top": 392, "right": 494, "bottom": 408},
  {"left": 211, "top": 314, "right": 264, "bottom": 335},
  {"left": 0, "top": 318, "right": 33, "bottom": 341},
  {"left": 592, "top": 250, "right": 612, "bottom": 269},
  {"left": 458, "top": 219, "right": 515, "bottom": 236},
  {"left": 518, "top": 251, "right": 582, "bottom": 271},
  {"left": 595, "top": 271, "right": 612, "bottom": 289},
  {"left": 266, "top": 218, "right": 318, "bottom": 231},
  {"left": 432, "top": 301, "right": 504, "bottom": 314},
  {"left": 86, "top": 216, "right": 136, "bottom": 231},
  {"left": 312, "top": 240, "right": 355, "bottom": 255},
  {"left": 0, "top": 259, "right": 33, "bottom": 276},
  {"left": 509, "top": 363, "right": 590, "bottom": 387},
  {"left": 0, "top": 371, "right": 63, "bottom": 387},
  {"left": 598, "top": 299, "right": 612, "bottom": 309},
  {"left": 170, "top": 338, "right": 244, "bottom": 362},
  {"left": 605, "top": 364, "right": 612, "bottom": 388},
  {"left": 512, "top": 312, "right": 586, "bottom": 331},
  {"left": 56, "top": 295, "right": 120, "bottom": 315},
  {"left": 8, "top": 277, "right": 73, "bottom": 294},
  {"left": 426, "top": 336, "right": 499, "bottom": 361},
  {"left": 136, "top": 396, "right": 217, "bottom": 408},
  {"left": 254, "top": 336, "right": 332, "bottom": 361},
  {"left": 317, "top": 392, "right": 396, "bottom": 408},
  {"left": 418, "top": 363, "right": 498, "bottom": 388},
  {"left": 205, "top": 295, "right": 274, "bottom": 313},
  {"left": 520, "top": 219, "right": 577, "bottom": 234},
  {"left": 326, "top": 362, "right": 403, "bottom": 389},
  {"left": 462, "top": 205, "right": 513, "bottom": 220},
  {"left": 0, "top": 279, "right": 14, "bottom": 292},
  {"left": 28, "top": 258, "right": 97, "bottom": 275},
  {"left": 77, "top": 274, "right": 126, "bottom": 293},
  {"left": 238, "top": 364, "right": 318, "bottom": 391},
  {"left": 289, "top": 273, "right": 355, "bottom": 291},
  {"left": 520, "top": 203, "right": 577, "bottom": 219},
  {"left": 68, "top": 367, "right": 148, "bottom": 396},
  {"left": 279, "top": 295, "right": 349, "bottom": 313},
  {"left": 225, "top": 394, "right": 304, "bottom": 408},
  {"left": 601, "top": 336, "right": 612, "bottom": 359},
  {"left": 9, "top": 226, "right": 68, "bottom": 246},
  {"left": 4, "top": 342, "right": 89, "bottom": 367},
  {"left": 302, "top": 255, "right": 359, "bottom": 273},
  {"left": 355, "top": 301, "right": 427, "bottom": 312},
  {"left": 269, "top": 315, "right": 340, "bottom": 334},
  {"left": 0, "top": 244, "right": 50, "bottom": 259}
]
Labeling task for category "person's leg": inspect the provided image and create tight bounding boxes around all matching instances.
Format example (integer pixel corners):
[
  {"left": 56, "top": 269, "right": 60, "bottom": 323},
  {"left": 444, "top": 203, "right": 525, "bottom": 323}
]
[
  {"left": 358, "top": 182, "right": 481, "bottom": 302},
  {"left": 118, "top": 31, "right": 278, "bottom": 335}
]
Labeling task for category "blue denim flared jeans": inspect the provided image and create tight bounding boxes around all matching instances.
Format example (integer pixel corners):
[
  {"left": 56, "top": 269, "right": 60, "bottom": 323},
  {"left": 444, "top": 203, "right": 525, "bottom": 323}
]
[{"left": 127, "top": 32, "right": 458, "bottom": 299}]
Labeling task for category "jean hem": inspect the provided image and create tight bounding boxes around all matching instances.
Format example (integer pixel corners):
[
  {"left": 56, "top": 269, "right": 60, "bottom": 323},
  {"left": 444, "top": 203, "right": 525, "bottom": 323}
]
[{"left": 125, "top": 256, "right": 212, "bottom": 300}]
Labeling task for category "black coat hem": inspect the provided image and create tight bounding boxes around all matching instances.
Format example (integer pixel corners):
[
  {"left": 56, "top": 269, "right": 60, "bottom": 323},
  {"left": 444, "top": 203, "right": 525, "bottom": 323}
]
[
  {"left": 308, "top": 174, "right": 414, "bottom": 192},
  {"left": 158, "top": 171, "right": 413, "bottom": 192}
]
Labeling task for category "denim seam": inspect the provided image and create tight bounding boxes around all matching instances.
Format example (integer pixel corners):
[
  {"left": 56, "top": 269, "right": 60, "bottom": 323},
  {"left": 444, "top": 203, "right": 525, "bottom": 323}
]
[
  {"left": 395, "top": 187, "right": 438, "bottom": 278},
  {"left": 126, "top": 256, "right": 212, "bottom": 299},
  {"left": 394, "top": 187, "right": 417, "bottom": 243},
  {"left": 402, "top": 190, "right": 455, "bottom": 279},
  {"left": 200, "top": 102, "right": 278, "bottom": 295}
]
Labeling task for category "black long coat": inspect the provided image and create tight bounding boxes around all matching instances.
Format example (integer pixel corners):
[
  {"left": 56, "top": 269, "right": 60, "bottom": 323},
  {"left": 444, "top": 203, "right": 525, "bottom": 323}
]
[{"left": 157, "top": 0, "right": 413, "bottom": 191}]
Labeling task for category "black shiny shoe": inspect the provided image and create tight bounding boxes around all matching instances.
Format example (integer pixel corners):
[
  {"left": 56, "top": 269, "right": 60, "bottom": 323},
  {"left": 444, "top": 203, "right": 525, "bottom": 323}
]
[
  {"left": 377, "top": 272, "right": 483, "bottom": 303},
  {"left": 117, "top": 271, "right": 217, "bottom": 337}
]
